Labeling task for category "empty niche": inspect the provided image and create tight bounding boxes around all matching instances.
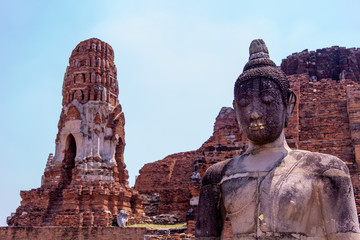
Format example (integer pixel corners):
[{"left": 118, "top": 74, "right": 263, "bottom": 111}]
[
  {"left": 94, "top": 89, "right": 98, "bottom": 100},
  {"left": 62, "top": 134, "right": 76, "bottom": 187}
]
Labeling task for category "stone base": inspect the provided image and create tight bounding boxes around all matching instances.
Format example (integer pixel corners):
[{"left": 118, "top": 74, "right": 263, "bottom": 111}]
[{"left": 0, "top": 226, "right": 154, "bottom": 240}]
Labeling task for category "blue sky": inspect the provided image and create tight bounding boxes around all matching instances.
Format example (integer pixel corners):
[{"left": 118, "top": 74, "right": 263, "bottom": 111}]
[{"left": 1, "top": 0, "right": 359, "bottom": 226}]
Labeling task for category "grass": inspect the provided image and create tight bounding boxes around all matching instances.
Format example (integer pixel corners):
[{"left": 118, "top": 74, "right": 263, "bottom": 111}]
[{"left": 128, "top": 223, "right": 186, "bottom": 229}]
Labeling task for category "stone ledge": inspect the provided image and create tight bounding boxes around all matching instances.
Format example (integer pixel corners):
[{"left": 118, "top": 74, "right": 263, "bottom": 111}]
[{"left": 0, "top": 226, "right": 154, "bottom": 240}]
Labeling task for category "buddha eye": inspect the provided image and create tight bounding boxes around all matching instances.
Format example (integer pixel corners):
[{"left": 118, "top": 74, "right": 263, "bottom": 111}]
[
  {"left": 237, "top": 97, "right": 250, "bottom": 107},
  {"left": 261, "top": 94, "right": 275, "bottom": 104}
]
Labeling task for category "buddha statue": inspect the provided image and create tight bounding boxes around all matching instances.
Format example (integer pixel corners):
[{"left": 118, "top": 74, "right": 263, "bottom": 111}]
[{"left": 195, "top": 39, "right": 360, "bottom": 239}]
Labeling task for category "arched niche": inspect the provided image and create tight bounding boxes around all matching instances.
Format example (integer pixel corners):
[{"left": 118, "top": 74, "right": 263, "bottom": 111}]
[
  {"left": 66, "top": 105, "right": 81, "bottom": 121},
  {"left": 61, "top": 134, "right": 76, "bottom": 187},
  {"left": 73, "top": 90, "right": 84, "bottom": 102}
]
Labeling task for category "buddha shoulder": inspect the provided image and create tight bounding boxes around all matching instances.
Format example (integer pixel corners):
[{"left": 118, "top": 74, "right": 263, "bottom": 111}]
[
  {"left": 289, "top": 150, "right": 350, "bottom": 176},
  {"left": 202, "top": 159, "right": 232, "bottom": 186}
]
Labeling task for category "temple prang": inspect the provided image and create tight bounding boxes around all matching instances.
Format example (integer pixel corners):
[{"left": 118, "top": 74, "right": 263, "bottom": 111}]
[
  {"left": 7, "top": 38, "right": 143, "bottom": 227},
  {"left": 4, "top": 40, "right": 360, "bottom": 239}
]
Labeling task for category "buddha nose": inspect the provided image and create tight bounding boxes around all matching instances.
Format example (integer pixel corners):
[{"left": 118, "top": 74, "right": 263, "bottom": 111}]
[{"left": 250, "top": 110, "right": 262, "bottom": 121}]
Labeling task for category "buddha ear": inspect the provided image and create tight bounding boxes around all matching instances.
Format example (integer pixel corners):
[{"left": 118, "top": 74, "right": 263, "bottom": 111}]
[
  {"left": 233, "top": 100, "right": 240, "bottom": 126},
  {"left": 285, "top": 92, "right": 297, "bottom": 127}
]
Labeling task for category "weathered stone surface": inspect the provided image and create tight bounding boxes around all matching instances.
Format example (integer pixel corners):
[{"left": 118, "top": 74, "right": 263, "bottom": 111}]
[
  {"left": 7, "top": 38, "right": 143, "bottom": 227},
  {"left": 135, "top": 151, "right": 202, "bottom": 222},
  {"left": 281, "top": 46, "right": 360, "bottom": 83},
  {"left": 116, "top": 210, "right": 129, "bottom": 227},
  {"left": 134, "top": 107, "right": 247, "bottom": 222},
  {"left": 196, "top": 40, "right": 359, "bottom": 239},
  {"left": 135, "top": 57, "right": 360, "bottom": 231},
  {"left": 150, "top": 214, "right": 179, "bottom": 225}
]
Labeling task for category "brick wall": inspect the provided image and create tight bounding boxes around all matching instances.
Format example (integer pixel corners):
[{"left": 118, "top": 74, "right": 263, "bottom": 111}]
[
  {"left": 287, "top": 74, "right": 360, "bottom": 221},
  {"left": 135, "top": 73, "right": 360, "bottom": 231},
  {"left": 0, "top": 227, "right": 152, "bottom": 240},
  {"left": 134, "top": 107, "right": 246, "bottom": 222},
  {"left": 281, "top": 46, "right": 360, "bottom": 84}
]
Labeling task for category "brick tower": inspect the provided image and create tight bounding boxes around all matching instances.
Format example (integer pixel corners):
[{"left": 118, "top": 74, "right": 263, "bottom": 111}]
[{"left": 8, "top": 38, "right": 143, "bottom": 227}]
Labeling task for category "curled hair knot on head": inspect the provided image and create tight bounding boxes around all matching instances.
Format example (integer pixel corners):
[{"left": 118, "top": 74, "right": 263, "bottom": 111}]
[{"left": 235, "top": 39, "right": 294, "bottom": 105}]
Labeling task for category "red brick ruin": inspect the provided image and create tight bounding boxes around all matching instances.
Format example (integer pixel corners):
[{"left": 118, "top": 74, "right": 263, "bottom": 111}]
[
  {"left": 7, "top": 38, "right": 143, "bottom": 227},
  {"left": 134, "top": 46, "right": 360, "bottom": 232},
  {"left": 281, "top": 46, "right": 360, "bottom": 83},
  {"left": 4, "top": 41, "right": 360, "bottom": 239}
]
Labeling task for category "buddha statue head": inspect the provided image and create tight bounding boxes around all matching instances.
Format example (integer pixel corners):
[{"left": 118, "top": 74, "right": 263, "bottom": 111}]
[{"left": 233, "top": 39, "right": 297, "bottom": 145}]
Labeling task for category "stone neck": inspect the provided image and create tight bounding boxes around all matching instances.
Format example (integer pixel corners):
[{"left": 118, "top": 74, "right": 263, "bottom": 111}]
[
  {"left": 246, "top": 129, "right": 290, "bottom": 155},
  {"left": 242, "top": 130, "right": 290, "bottom": 172}
]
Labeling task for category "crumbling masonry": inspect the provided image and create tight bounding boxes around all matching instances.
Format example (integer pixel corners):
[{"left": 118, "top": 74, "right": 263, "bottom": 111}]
[
  {"left": 135, "top": 46, "right": 360, "bottom": 230},
  {"left": 7, "top": 38, "right": 143, "bottom": 227}
]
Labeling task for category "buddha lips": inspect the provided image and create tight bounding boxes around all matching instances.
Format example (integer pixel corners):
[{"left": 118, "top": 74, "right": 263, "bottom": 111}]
[{"left": 249, "top": 123, "right": 265, "bottom": 131}]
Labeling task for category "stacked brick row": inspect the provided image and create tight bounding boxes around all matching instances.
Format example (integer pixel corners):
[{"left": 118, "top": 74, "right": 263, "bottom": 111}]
[
  {"left": 297, "top": 77, "right": 354, "bottom": 162},
  {"left": 7, "top": 38, "right": 143, "bottom": 227},
  {"left": 285, "top": 74, "right": 301, "bottom": 149},
  {"left": 135, "top": 151, "right": 202, "bottom": 221},
  {"left": 134, "top": 107, "right": 248, "bottom": 222},
  {"left": 197, "top": 107, "right": 247, "bottom": 177},
  {"left": 135, "top": 72, "right": 360, "bottom": 228},
  {"left": 62, "top": 38, "right": 119, "bottom": 106},
  {"left": 345, "top": 83, "right": 360, "bottom": 214},
  {"left": 281, "top": 46, "right": 360, "bottom": 83},
  {"left": 0, "top": 227, "right": 153, "bottom": 240}
]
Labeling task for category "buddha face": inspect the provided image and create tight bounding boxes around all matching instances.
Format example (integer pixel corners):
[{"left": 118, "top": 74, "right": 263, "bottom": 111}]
[{"left": 234, "top": 78, "right": 288, "bottom": 145}]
